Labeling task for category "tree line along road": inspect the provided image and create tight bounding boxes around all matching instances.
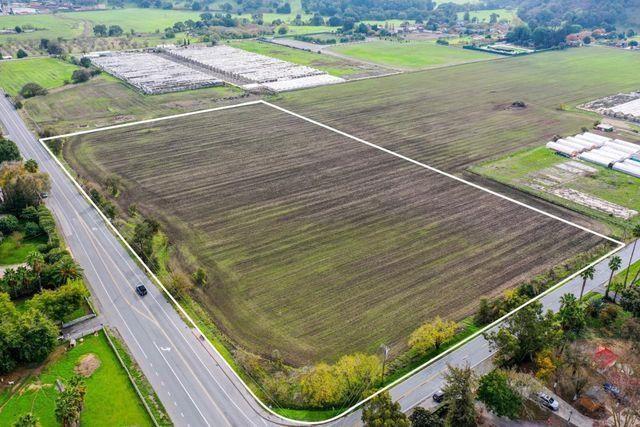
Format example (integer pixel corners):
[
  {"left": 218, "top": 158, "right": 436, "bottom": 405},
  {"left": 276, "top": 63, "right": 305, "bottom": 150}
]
[{"left": 1, "top": 91, "right": 638, "bottom": 426}]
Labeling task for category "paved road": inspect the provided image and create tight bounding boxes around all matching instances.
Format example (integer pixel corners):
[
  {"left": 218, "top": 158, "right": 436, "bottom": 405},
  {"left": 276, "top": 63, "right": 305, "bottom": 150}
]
[
  {"left": 2, "top": 93, "right": 638, "bottom": 427},
  {"left": 333, "top": 240, "right": 638, "bottom": 426},
  {"left": 0, "top": 93, "right": 285, "bottom": 427}
]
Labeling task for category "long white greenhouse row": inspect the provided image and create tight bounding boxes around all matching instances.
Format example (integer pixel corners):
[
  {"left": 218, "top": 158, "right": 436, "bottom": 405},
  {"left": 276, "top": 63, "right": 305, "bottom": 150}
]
[
  {"left": 90, "top": 52, "right": 223, "bottom": 94},
  {"left": 164, "top": 45, "right": 345, "bottom": 92},
  {"left": 546, "top": 132, "right": 640, "bottom": 178},
  {"left": 611, "top": 98, "right": 640, "bottom": 117}
]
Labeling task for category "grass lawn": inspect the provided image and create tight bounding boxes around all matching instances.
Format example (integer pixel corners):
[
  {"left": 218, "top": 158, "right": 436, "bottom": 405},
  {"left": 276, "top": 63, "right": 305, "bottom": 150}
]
[
  {"left": 23, "top": 74, "right": 244, "bottom": 134},
  {"left": 0, "top": 233, "right": 47, "bottom": 265},
  {"left": 327, "top": 39, "right": 499, "bottom": 69},
  {"left": 281, "top": 25, "right": 335, "bottom": 35},
  {"left": 617, "top": 258, "right": 640, "bottom": 286},
  {"left": 227, "top": 39, "right": 363, "bottom": 77},
  {"left": 469, "top": 146, "right": 567, "bottom": 182},
  {"left": 456, "top": 8, "right": 517, "bottom": 23},
  {"left": 0, "top": 331, "right": 152, "bottom": 427},
  {"left": 470, "top": 146, "right": 640, "bottom": 234},
  {"left": 72, "top": 8, "right": 203, "bottom": 34},
  {"left": 0, "top": 8, "right": 200, "bottom": 40},
  {"left": 0, "top": 58, "right": 79, "bottom": 96},
  {"left": 0, "top": 14, "right": 84, "bottom": 42}
]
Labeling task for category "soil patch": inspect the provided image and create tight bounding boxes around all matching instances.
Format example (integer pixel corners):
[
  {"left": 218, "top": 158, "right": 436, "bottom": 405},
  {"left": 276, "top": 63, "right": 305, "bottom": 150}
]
[{"left": 75, "top": 353, "right": 101, "bottom": 377}]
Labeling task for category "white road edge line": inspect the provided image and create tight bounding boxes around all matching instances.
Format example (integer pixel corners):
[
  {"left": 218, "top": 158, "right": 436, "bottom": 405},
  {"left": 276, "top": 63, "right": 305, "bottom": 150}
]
[
  {"left": 37, "top": 99, "right": 626, "bottom": 425},
  {"left": 261, "top": 100, "right": 620, "bottom": 245},
  {"left": 153, "top": 342, "right": 213, "bottom": 427}
]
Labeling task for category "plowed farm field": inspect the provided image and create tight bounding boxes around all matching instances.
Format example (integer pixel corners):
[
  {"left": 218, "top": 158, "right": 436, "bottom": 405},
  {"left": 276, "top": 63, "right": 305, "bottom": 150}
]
[
  {"left": 63, "top": 103, "right": 607, "bottom": 365},
  {"left": 278, "top": 47, "right": 640, "bottom": 174}
]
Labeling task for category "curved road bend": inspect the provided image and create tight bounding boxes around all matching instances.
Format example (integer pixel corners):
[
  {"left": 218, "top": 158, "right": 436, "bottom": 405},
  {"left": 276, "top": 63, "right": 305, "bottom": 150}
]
[
  {"left": 0, "top": 93, "right": 285, "bottom": 427},
  {"left": 1, "top": 93, "right": 638, "bottom": 427},
  {"left": 335, "top": 239, "right": 638, "bottom": 427}
]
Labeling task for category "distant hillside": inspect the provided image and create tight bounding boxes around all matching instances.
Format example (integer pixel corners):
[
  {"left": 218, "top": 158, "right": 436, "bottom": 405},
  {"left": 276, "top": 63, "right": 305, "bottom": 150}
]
[
  {"left": 301, "top": 0, "right": 436, "bottom": 20},
  {"left": 513, "top": 0, "right": 634, "bottom": 30},
  {"left": 618, "top": 3, "right": 640, "bottom": 30}
]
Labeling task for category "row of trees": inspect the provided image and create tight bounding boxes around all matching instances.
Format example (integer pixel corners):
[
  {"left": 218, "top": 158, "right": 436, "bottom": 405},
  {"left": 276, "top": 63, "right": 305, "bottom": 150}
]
[
  {"left": 302, "top": 0, "right": 435, "bottom": 21},
  {"left": 482, "top": 270, "right": 640, "bottom": 424},
  {"left": 0, "top": 293, "right": 58, "bottom": 374},
  {"left": 93, "top": 24, "right": 124, "bottom": 37},
  {"left": 362, "top": 364, "right": 496, "bottom": 427},
  {"left": 0, "top": 139, "right": 87, "bottom": 376},
  {"left": 363, "top": 257, "right": 640, "bottom": 426},
  {"left": 506, "top": 23, "right": 583, "bottom": 49},
  {"left": 300, "top": 353, "right": 381, "bottom": 408}
]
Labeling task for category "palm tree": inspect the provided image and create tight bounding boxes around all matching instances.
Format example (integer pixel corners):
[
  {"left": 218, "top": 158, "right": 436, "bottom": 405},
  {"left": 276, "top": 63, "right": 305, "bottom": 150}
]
[
  {"left": 623, "top": 224, "right": 640, "bottom": 288},
  {"left": 579, "top": 265, "right": 595, "bottom": 300},
  {"left": 52, "top": 257, "right": 82, "bottom": 286},
  {"left": 26, "top": 251, "right": 45, "bottom": 291},
  {"left": 630, "top": 265, "right": 640, "bottom": 288},
  {"left": 605, "top": 255, "right": 622, "bottom": 300}
]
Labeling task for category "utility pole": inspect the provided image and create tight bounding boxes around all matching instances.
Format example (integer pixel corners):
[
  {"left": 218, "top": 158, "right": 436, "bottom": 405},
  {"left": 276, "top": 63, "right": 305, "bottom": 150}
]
[{"left": 380, "top": 344, "right": 390, "bottom": 383}]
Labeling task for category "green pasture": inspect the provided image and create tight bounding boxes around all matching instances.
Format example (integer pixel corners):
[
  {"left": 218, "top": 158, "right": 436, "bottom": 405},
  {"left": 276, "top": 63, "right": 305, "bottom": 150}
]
[
  {"left": 456, "top": 8, "right": 517, "bottom": 23},
  {"left": 327, "top": 39, "right": 498, "bottom": 69},
  {"left": 72, "top": 8, "right": 203, "bottom": 33},
  {"left": 0, "top": 13, "right": 84, "bottom": 42},
  {"left": 0, "top": 57, "right": 79, "bottom": 96}
]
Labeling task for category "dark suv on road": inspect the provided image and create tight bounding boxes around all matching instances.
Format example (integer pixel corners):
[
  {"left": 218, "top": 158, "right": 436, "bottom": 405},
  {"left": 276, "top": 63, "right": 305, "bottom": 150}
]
[{"left": 135, "top": 284, "right": 148, "bottom": 296}]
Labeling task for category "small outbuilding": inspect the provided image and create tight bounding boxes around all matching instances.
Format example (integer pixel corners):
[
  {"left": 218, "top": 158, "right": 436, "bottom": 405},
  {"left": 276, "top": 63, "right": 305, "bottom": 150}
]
[
  {"left": 593, "top": 346, "right": 618, "bottom": 372},
  {"left": 596, "top": 123, "right": 614, "bottom": 132}
]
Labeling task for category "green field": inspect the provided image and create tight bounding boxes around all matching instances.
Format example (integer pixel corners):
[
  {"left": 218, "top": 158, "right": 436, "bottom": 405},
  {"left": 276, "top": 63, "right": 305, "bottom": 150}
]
[
  {"left": 0, "top": 331, "right": 152, "bottom": 426},
  {"left": 281, "top": 25, "right": 334, "bottom": 35},
  {"left": 0, "top": 13, "right": 84, "bottom": 41},
  {"left": 0, "top": 58, "right": 79, "bottom": 96},
  {"left": 23, "top": 74, "right": 244, "bottom": 134},
  {"left": 456, "top": 8, "right": 517, "bottom": 23},
  {"left": 36, "top": 45, "right": 640, "bottom": 368},
  {"left": 72, "top": 8, "right": 203, "bottom": 33},
  {"left": 0, "top": 8, "right": 200, "bottom": 40},
  {"left": 0, "top": 4, "right": 313, "bottom": 43},
  {"left": 328, "top": 39, "right": 499, "bottom": 69},
  {"left": 470, "top": 146, "right": 640, "bottom": 232},
  {"left": 227, "top": 40, "right": 372, "bottom": 77}
]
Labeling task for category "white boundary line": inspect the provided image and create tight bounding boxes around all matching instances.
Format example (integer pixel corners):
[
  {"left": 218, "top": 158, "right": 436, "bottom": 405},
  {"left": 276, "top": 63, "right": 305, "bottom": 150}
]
[{"left": 39, "top": 100, "right": 625, "bottom": 425}]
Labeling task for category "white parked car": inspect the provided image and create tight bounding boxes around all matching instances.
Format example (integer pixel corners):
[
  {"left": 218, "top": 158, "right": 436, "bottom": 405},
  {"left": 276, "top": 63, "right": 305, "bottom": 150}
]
[{"left": 536, "top": 392, "right": 559, "bottom": 411}]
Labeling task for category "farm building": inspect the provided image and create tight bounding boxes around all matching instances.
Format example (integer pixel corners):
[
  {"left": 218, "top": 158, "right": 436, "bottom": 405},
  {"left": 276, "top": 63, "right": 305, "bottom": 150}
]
[
  {"left": 546, "top": 132, "right": 640, "bottom": 178},
  {"left": 596, "top": 123, "right": 614, "bottom": 132}
]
